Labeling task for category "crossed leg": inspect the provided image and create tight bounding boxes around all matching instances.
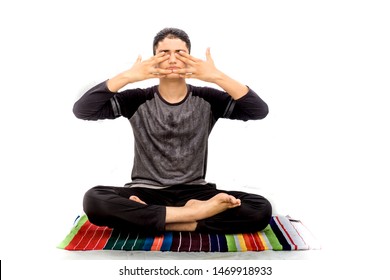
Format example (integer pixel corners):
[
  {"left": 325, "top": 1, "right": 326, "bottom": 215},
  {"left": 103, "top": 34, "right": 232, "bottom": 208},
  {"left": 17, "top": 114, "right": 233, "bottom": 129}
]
[
  {"left": 130, "top": 193, "right": 241, "bottom": 231},
  {"left": 84, "top": 185, "right": 271, "bottom": 233}
]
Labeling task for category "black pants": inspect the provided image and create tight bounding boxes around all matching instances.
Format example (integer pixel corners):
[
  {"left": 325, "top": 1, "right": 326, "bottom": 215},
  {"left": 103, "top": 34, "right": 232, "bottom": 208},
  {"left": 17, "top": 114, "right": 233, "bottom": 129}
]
[{"left": 83, "top": 183, "right": 272, "bottom": 234}]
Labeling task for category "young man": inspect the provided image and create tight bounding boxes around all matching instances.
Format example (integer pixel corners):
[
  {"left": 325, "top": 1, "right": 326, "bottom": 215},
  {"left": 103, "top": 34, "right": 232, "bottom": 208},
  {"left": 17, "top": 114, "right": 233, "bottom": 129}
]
[{"left": 73, "top": 28, "right": 271, "bottom": 234}]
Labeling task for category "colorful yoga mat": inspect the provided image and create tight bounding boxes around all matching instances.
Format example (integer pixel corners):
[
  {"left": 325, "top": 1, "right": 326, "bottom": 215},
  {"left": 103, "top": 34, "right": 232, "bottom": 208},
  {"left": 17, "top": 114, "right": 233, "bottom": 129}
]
[{"left": 58, "top": 215, "right": 320, "bottom": 252}]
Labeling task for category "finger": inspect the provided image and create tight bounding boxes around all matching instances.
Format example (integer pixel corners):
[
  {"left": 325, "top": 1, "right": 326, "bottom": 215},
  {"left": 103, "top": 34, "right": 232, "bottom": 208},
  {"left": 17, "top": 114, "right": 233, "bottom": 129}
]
[
  {"left": 181, "top": 51, "right": 201, "bottom": 61},
  {"left": 155, "top": 56, "right": 169, "bottom": 65},
  {"left": 205, "top": 47, "right": 213, "bottom": 62},
  {"left": 228, "top": 196, "right": 241, "bottom": 207},
  {"left": 159, "top": 69, "right": 174, "bottom": 74},
  {"left": 174, "top": 52, "right": 191, "bottom": 64},
  {"left": 133, "top": 55, "right": 142, "bottom": 65},
  {"left": 179, "top": 73, "right": 193, "bottom": 79},
  {"left": 172, "top": 68, "right": 194, "bottom": 75},
  {"left": 155, "top": 51, "right": 167, "bottom": 58},
  {"left": 151, "top": 68, "right": 173, "bottom": 76},
  {"left": 178, "top": 70, "right": 194, "bottom": 79},
  {"left": 154, "top": 52, "right": 170, "bottom": 63},
  {"left": 149, "top": 51, "right": 167, "bottom": 62},
  {"left": 175, "top": 51, "right": 199, "bottom": 64},
  {"left": 177, "top": 50, "right": 191, "bottom": 58}
]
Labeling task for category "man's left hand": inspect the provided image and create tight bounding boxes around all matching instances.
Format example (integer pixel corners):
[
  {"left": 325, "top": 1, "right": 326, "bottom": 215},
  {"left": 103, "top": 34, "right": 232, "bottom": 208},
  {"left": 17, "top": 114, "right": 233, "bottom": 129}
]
[{"left": 173, "top": 48, "right": 221, "bottom": 83}]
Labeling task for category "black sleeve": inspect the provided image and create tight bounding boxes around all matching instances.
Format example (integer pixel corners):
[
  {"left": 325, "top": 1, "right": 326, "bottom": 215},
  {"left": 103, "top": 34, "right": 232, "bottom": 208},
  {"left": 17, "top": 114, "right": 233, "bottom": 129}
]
[
  {"left": 192, "top": 86, "right": 268, "bottom": 122},
  {"left": 73, "top": 81, "right": 148, "bottom": 120},
  {"left": 229, "top": 88, "right": 269, "bottom": 121},
  {"left": 190, "top": 85, "right": 234, "bottom": 120},
  {"left": 73, "top": 81, "right": 117, "bottom": 120}
]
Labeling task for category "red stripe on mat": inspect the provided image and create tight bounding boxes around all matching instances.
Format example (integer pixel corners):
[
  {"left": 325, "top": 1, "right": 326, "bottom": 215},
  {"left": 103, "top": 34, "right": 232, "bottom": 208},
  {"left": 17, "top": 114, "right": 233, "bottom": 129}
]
[
  {"left": 151, "top": 235, "right": 164, "bottom": 251},
  {"left": 65, "top": 220, "right": 112, "bottom": 250},
  {"left": 92, "top": 225, "right": 112, "bottom": 250},
  {"left": 242, "top": 233, "right": 254, "bottom": 251},
  {"left": 251, "top": 232, "right": 265, "bottom": 251},
  {"left": 65, "top": 221, "right": 92, "bottom": 250}
]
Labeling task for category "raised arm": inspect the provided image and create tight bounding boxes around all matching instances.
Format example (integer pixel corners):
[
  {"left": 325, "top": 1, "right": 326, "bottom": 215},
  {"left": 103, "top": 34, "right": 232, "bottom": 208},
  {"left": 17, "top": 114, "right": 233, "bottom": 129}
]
[
  {"left": 73, "top": 53, "right": 172, "bottom": 120},
  {"left": 107, "top": 52, "right": 172, "bottom": 92},
  {"left": 174, "top": 48, "right": 268, "bottom": 120}
]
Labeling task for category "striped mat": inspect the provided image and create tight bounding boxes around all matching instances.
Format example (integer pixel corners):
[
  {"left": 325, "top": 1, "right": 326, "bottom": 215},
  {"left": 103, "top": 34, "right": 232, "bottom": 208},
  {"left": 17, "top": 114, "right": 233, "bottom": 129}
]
[{"left": 58, "top": 215, "right": 320, "bottom": 252}]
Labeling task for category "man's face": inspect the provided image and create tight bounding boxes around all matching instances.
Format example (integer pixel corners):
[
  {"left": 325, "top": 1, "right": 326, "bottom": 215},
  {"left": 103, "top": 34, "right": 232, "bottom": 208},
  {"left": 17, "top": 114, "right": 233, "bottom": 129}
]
[{"left": 155, "top": 38, "right": 189, "bottom": 78}]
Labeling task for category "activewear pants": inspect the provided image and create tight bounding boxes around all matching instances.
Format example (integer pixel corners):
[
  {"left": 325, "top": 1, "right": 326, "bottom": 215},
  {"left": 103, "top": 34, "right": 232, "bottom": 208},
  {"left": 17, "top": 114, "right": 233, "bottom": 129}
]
[{"left": 83, "top": 183, "right": 272, "bottom": 234}]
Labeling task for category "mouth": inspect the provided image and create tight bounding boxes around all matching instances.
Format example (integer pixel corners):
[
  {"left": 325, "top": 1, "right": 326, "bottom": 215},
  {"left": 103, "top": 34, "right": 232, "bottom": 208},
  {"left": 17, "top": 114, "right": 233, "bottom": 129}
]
[{"left": 167, "top": 67, "right": 180, "bottom": 70}]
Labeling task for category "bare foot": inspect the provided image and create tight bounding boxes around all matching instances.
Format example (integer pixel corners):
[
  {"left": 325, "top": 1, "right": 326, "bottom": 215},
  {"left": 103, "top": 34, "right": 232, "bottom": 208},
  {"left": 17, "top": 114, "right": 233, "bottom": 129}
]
[
  {"left": 129, "top": 195, "right": 147, "bottom": 205},
  {"left": 184, "top": 193, "right": 241, "bottom": 221}
]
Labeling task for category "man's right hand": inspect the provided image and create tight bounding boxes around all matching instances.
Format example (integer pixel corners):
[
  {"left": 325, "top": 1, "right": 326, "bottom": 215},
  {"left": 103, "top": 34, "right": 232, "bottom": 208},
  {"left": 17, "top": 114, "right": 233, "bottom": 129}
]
[{"left": 107, "top": 52, "right": 172, "bottom": 92}]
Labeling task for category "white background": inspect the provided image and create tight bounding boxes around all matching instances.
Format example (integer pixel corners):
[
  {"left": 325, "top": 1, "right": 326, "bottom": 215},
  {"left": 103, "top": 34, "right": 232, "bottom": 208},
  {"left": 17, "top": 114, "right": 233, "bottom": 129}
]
[{"left": 1, "top": 0, "right": 389, "bottom": 279}]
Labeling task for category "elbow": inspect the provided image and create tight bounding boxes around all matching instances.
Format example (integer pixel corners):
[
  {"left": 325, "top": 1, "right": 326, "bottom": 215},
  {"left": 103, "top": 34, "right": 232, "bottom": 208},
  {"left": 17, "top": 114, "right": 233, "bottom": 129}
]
[
  {"left": 260, "top": 106, "right": 269, "bottom": 119},
  {"left": 73, "top": 101, "right": 90, "bottom": 120},
  {"left": 72, "top": 102, "right": 83, "bottom": 119},
  {"left": 254, "top": 103, "right": 269, "bottom": 120}
]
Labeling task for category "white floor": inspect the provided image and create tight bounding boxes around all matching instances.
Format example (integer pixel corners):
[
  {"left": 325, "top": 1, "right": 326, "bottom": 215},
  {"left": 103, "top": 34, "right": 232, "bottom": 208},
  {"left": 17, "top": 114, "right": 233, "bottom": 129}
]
[{"left": 54, "top": 248, "right": 323, "bottom": 260}]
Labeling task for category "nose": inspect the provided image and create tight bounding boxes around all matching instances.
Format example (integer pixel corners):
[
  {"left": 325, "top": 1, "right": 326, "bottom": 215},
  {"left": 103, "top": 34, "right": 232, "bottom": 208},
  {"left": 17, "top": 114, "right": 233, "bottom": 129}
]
[{"left": 168, "top": 52, "right": 177, "bottom": 64}]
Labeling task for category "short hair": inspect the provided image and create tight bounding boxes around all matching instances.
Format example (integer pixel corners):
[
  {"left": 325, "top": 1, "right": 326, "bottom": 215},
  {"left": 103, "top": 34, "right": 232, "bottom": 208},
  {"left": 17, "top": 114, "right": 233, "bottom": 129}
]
[{"left": 153, "top": 28, "right": 191, "bottom": 55}]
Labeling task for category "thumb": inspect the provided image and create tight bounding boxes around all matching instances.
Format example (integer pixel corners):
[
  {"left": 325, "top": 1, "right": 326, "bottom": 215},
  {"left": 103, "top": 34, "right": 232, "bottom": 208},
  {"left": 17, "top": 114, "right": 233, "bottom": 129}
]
[
  {"left": 206, "top": 47, "right": 213, "bottom": 62},
  {"left": 135, "top": 55, "right": 142, "bottom": 63}
]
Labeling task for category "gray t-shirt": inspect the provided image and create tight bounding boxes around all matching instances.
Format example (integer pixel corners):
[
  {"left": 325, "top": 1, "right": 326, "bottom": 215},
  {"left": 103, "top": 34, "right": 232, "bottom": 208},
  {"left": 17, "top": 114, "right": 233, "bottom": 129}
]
[{"left": 73, "top": 81, "right": 268, "bottom": 188}]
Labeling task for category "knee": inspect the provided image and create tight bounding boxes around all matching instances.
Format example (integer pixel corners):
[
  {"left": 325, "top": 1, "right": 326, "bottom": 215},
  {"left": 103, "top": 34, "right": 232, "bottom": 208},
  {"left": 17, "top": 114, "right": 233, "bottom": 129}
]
[
  {"left": 250, "top": 197, "right": 272, "bottom": 232},
  {"left": 83, "top": 186, "right": 109, "bottom": 223},
  {"left": 258, "top": 198, "right": 272, "bottom": 230},
  {"left": 83, "top": 185, "right": 103, "bottom": 206}
]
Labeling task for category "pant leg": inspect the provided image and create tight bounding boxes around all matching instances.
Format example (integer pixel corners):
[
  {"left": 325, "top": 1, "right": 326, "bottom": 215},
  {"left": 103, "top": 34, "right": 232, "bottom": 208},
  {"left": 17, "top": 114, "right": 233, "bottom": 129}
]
[
  {"left": 83, "top": 185, "right": 167, "bottom": 233},
  {"left": 189, "top": 185, "right": 272, "bottom": 233}
]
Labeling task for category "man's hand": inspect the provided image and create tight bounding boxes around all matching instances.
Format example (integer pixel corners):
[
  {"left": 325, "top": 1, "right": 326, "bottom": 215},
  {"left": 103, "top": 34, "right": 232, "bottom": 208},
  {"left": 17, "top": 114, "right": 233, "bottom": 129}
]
[
  {"left": 173, "top": 48, "right": 249, "bottom": 100},
  {"left": 107, "top": 52, "right": 173, "bottom": 92},
  {"left": 172, "top": 48, "right": 222, "bottom": 83},
  {"left": 128, "top": 52, "right": 174, "bottom": 82}
]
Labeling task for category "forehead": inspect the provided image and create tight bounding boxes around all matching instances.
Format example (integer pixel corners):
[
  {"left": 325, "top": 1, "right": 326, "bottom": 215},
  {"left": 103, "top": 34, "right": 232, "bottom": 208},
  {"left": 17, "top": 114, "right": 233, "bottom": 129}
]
[{"left": 156, "top": 37, "right": 188, "bottom": 52}]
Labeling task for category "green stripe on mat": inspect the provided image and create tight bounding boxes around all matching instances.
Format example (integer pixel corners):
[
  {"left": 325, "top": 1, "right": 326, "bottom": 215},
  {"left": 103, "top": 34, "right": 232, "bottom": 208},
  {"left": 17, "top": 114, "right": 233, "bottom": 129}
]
[
  {"left": 57, "top": 215, "right": 88, "bottom": 249},
  {"left": 225, "top": 234, "right": 237, "bottom": 252},
  {"left": 104, "top": 228, "right": 121, "bottom": 249},
  {"left": 263, "top": 225, "right": 283, "bottom": 251}
]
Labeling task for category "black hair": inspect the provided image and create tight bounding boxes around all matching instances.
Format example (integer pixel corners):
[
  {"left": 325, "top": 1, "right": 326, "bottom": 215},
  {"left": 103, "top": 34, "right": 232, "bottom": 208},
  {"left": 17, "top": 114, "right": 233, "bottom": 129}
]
[{"left": 153, "top": 27, "right": 191, "bottom": 55}]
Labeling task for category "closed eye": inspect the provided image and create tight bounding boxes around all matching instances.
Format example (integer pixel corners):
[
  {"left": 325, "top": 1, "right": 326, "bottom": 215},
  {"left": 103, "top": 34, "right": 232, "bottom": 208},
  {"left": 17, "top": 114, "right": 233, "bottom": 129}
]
[{"left": 159, "top": 49, "right": 188, "bottom": 54}]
